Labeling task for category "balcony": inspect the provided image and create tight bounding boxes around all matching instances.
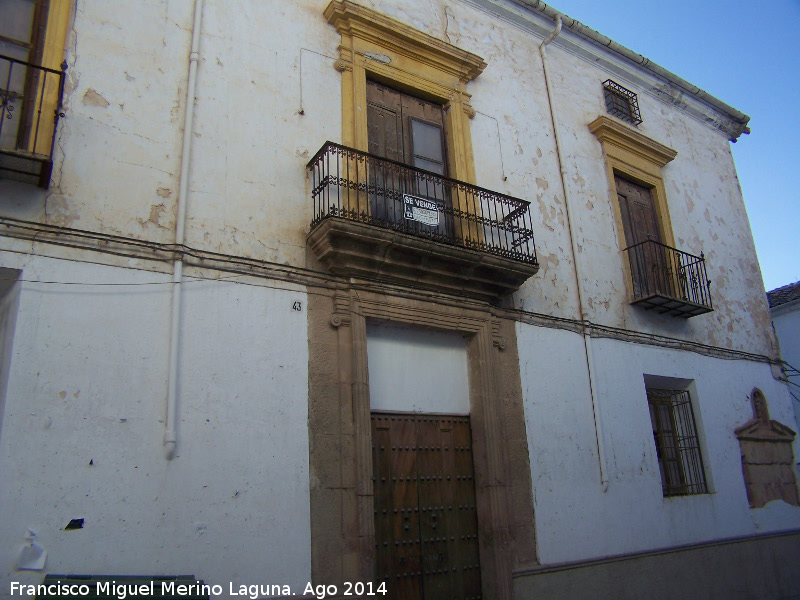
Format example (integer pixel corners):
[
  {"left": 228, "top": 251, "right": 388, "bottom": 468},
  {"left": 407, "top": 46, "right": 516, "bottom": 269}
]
[
  {"left": 624, "top": 239, "right": 713, "bottom": 318},
  {"left": 307, "top": 142, "right": 539, "bottom": 301},
  {"left": 1, "top": 54, "right": 67, "bottom": 188}
]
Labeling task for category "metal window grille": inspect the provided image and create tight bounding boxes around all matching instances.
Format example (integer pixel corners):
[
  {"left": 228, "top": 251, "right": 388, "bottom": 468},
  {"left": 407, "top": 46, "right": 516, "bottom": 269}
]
[
  {"left": 647, "top": 388, "right": 708, "bottom": 496},
  {"left": 603, "top": 79, "right": 642, "bottom": 125}
]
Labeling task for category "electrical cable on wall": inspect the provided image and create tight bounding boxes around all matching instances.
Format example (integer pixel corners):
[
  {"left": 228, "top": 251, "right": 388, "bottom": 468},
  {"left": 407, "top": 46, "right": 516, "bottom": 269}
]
[{"left": 298, "top": 47, "right": 338, "bottom": 115}]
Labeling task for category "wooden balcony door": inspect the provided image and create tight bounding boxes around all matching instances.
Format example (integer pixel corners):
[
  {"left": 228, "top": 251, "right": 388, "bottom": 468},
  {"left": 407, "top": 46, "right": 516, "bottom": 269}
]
[
  {"left": 615, "top": 175, "right": 674, "bottom": 298},
  {"left": 366, "top": 81, "right": 450, "bottom": 237},
  {"left": 371, "top": 412, "right": 481, "bottom": 600}
]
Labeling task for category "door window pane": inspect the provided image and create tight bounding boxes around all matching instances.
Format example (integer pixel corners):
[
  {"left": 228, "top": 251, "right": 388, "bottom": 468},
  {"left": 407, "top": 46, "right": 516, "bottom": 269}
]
[
  {"left": 0, "top": 0, "right": 36, "bottom": 44},
  {"left": 411, "top": 119, "right": 443, "bottom": 163},
  {"left": 413, "top": 157, "right": 443, "bottom": 175}
]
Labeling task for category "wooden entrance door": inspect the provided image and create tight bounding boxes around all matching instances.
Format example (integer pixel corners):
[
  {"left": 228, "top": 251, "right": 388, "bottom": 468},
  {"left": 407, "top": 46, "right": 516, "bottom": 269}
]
[
  {"left": 371, "top": 412, "right": 481, "bottom": 600},
  {"left": 615, "top": 175, "right": 673, "bottom": 297},
  {"left": 366, "top": 81, "right": 450, "bottom": 236}
]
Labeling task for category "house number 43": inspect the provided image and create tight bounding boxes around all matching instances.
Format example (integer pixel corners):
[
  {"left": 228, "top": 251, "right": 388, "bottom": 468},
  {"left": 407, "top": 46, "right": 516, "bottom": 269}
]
[{"left": 292, "top": 301, "right": 302, "bottom": 312}]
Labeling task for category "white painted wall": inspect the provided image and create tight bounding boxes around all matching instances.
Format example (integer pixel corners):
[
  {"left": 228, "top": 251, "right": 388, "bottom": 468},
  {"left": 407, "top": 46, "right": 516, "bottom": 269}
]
[
  {"left": 773, "top": 302, "right": 800, "bottom": 372},
  {"left": 367, "top": 322, "right": 470, "bottom": 414},
  {"left": 517, "top": 320, "right": 800, "bottom": 565},
  {"left": 772, "top": 301, "right": 800, "bottom": 428},
  {"left": 0, "top": 255, "right": 310, "bottom": 592}
]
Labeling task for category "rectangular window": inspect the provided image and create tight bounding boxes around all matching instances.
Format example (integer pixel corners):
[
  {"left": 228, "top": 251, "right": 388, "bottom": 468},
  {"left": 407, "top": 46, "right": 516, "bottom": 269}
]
[{"left": 647, "top": 387, "right": 708, "bottom": 496}]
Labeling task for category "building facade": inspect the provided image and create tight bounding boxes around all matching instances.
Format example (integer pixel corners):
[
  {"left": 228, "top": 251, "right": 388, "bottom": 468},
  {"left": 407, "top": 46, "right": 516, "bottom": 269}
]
[
  {"left": 1, "top": 1, "right": 798, "bottom": 598},
  {"left": 768, "top": 281, "right": 800, "bottom": 429}
]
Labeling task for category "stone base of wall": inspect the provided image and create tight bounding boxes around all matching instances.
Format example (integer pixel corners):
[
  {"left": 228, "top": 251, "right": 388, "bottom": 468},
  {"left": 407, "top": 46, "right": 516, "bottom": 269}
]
[{"left": 513, "top": 529, "right": 800, "bottom": 600}]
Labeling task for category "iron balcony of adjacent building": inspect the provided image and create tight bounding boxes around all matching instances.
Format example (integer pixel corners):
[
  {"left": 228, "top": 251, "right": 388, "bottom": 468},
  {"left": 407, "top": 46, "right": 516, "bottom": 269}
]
[
  {"left": 0, "top": 54, "right": 67, "bottom": 188},
  {"left": 307, "top": 142, "right": 539, "bottom": 301},
  {"left": 624, "top": 239, "right": 713, "bottom": 318}
]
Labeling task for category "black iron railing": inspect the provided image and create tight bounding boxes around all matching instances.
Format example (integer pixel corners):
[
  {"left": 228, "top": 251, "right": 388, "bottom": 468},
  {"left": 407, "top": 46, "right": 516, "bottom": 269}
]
[
  {"left": 1, "top": 54, "right": 67, "bottom": 184},
  {"left": 624, "top": 239, "right": 712, "bottom": 313},
  {"left": 307, "top": 142, "right": 538, "bottom": 265}
]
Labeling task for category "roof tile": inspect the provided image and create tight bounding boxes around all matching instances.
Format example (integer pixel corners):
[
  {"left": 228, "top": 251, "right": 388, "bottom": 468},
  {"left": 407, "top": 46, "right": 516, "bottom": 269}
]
[{"left": 767, "top": 281, "right": 800, "bottom": 309}]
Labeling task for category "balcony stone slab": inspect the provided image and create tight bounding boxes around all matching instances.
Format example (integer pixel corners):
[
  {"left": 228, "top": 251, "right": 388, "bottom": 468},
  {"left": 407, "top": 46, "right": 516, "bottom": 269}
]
[{"left": 308, "top": 217, "right": 539, "bottom": 301}]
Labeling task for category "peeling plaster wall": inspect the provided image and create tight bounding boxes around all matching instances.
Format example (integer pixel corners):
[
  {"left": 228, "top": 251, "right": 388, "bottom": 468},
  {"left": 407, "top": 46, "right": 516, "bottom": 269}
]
[
  {"left": 350, "top": 0, "right": 774, "bottom": 356},
  {"left": 1, "top": 0, "right": 771, "bottom": 354},
  {"left": 518, "top": 321, "right": 800, "bottom": 564},
  {"left": 451, "top": 0, "right": 773, "bottom": 356},
  {"left": 186, "top": 0, "right": 341, "bottom": 266},
  {"left": 0, "top": 0, "right": 341, "bottom": 265},
  {"left": 0, "top": 255, "right": 310, "bottom": 591},
  {"left": 44, "top": 0, "right": 192, "bottom": 235}
]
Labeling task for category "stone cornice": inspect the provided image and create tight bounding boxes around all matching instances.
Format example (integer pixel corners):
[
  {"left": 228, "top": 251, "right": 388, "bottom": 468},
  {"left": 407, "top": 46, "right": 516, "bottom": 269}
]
[
  {"left": 324, "top": 0, "right": 486, "bottom": 84},
  {"left": 589, "top": 116, "right": 677, "bottom": 168}
]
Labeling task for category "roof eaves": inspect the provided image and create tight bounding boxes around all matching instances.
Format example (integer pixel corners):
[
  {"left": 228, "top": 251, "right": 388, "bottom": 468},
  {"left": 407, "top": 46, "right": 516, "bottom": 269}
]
[
  {"left": 767, "top": 281, "right": 800, "bottom": 309},
  {"left": 509, "top": 0, "right": 751, "bottom": 140}
]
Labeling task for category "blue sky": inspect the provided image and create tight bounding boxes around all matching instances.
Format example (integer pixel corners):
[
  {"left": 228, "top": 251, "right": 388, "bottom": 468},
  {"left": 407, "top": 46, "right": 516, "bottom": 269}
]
[{"left": 544, "top": 0, "right": 800, "bottom": 292}]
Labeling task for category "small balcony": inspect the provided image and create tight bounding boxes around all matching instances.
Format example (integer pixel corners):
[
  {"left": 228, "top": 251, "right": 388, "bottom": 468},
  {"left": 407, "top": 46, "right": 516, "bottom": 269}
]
[
  {"left": 1, "top": 54, "right": 67, "bottom": 188},
  {"left": 307, "top": 142, "right": 539, "bottom": 301},
  {"left": 624, "top": 239, "right": 713, "bottom": 318}
]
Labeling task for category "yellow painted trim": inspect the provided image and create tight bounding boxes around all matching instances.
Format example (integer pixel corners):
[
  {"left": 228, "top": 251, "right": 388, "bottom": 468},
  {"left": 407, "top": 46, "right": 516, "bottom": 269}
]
[
  {"left": 589, "top": 115, "right": 677, "bottom": 249},
  {"left": 325, "top": 0, "right": 485, "bottom": 184},
  {"left": 29, "top": 0, "right": 73, "bottom": 155},
  {"left": 41, "top": 0, "right": 72, "bottom": 71}
]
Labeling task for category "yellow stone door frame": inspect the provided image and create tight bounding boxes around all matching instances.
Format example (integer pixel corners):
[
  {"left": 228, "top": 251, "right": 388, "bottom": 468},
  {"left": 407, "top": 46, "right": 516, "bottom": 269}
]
[
  {"left": 325, "top": 0, "right": 486, "bottom": 186},
  {"left": 28, "top": 0, "right": 73, "bottom": 155},
  {"left": 589, "top": 116, "right": 679, "bottom": 302},
  {"left": 589, "top": 116, "right": 678, "bottom": 250}
]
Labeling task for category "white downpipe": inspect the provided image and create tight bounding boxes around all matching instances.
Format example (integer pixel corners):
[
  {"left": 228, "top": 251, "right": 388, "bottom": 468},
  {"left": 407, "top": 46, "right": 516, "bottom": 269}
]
[
  {"left": 165, "top": 0, "right": 204, "bottom": 460},
  {"left": 539, "top": 16, "right": 609, "bottom": 491}
]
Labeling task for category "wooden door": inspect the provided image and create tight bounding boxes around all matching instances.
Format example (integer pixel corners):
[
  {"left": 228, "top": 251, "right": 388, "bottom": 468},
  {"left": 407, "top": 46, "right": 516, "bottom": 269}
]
[
  {"left": 366, "top": 81, "right": 447, "bottom": 170},
  {"left": 366, "top": 81, "right": 450, "bottom": 236},
  {"left": 372, "top": 412, "right": 481, "bottom": 600},
  {"left": 615, "top": 175, "right": 661, "bottom": 246},
  {"left": 366, "top": 82, "right": 405, "bottom": 225},
  {"left": 615, "top": 175, "right": 672, "bottom": 297}
]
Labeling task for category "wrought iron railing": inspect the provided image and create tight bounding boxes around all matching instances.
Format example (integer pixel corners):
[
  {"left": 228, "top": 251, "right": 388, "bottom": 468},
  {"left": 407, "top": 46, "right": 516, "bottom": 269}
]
[
  {"left": 1, "top": 53, "right": 67, "bottom": 184},
  {"left": 624, "top": 239, "right": 712, "bottom": 310},
  {"left": 307, "top": 142, "right": 538, "bottom": 265}
]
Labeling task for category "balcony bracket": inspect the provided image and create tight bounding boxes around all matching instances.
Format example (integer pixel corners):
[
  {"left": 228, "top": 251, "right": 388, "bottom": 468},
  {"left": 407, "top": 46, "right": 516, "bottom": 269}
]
[{"left": 308, "top": 217, "right": 539, "bottom": 301}]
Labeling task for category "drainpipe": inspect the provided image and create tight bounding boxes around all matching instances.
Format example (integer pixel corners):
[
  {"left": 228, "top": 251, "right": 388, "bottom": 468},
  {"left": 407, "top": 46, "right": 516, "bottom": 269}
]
[
  {"left": 540, "top": 16, "right": 609, "bottom": 492},
  {"left": 164, "top": 0, "right": 204, "bottom": 460}
]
